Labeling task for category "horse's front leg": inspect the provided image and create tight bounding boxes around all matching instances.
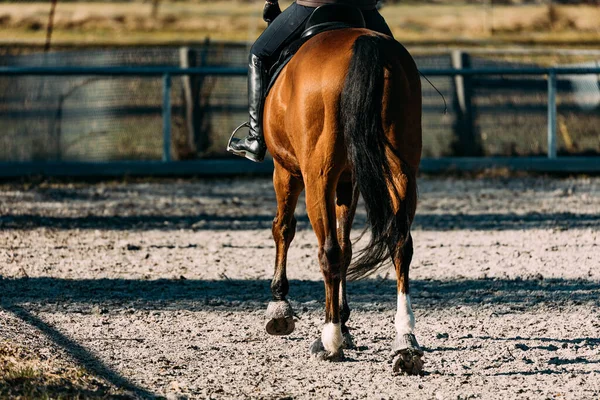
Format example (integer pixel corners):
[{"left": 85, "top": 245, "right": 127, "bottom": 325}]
[{"left": 266, "top": 163, "right": 304, "bottom": 336}]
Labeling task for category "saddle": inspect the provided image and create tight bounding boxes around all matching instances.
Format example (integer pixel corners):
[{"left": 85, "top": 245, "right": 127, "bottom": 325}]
[{"left": 265, "top": 4, "right": 366, "bottom": 95}]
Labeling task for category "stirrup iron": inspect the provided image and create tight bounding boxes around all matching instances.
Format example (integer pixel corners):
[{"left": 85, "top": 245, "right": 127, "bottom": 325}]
[{"left": 226, "top": 121, "right": 250, "bottom": 155}]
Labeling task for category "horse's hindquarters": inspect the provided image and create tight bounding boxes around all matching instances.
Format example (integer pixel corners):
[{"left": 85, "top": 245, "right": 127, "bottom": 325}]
[{"left": 263, "top": 29, "right": 423, "bottom": 372}]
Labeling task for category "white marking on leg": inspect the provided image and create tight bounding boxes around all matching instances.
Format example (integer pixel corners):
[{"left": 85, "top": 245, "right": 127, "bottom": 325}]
[
  {"left": 321, "top": 322, "right": 343, "bottom": 353},
  {"left": 395, "top": 293, "right": 415, "bottom": 336}
]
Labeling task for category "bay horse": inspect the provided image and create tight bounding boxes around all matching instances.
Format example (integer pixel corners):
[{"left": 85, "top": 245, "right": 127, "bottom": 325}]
[{"left": 262, "top": 29, "right": 423, "bottom": 374}]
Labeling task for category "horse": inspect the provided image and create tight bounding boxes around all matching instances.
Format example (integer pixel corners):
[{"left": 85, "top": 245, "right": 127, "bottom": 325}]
[{"left": 261, "top": 28, "right": 423, "bottom": 374}]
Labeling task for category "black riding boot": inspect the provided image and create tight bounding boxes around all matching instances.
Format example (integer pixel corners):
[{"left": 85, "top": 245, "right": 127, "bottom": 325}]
[{"left": 227, "top": 54, "right": 268, "bottom": 162}]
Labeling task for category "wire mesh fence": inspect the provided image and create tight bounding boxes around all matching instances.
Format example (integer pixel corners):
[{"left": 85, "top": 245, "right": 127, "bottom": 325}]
[
  {"left": 0, "top": 45, "right": 599, "bottom": 163},
  {"left": 557, "top": 61, "right": 600, "bottom": 156}
]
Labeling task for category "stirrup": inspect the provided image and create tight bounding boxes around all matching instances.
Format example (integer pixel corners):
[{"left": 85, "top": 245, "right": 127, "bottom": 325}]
[{"left": 226, "top": 121, "right": 250, "bottom": 155}]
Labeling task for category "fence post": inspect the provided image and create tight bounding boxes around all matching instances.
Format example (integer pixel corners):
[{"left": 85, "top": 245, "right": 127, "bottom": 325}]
[
  {"left": 547, "top": 70, "right": 557, "bottom": 159},
  {"left": 451, "top": 50, "right": 481, "bottom": 156},
  {"left": 179, "top": 47, "right": 199, "bottom": 158},
  {"left": 162, "top": 73, "right": 172, "bottom": 162}
]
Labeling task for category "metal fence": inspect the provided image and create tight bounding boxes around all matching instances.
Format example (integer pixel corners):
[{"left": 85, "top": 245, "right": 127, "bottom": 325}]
[{"left": 0, "top": 48, "right": 599, "bottom": 176}]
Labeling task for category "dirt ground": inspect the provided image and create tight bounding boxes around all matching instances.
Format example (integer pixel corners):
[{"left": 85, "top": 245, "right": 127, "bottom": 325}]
[{"left": 0, "top": 175, "right": 599, "bottom": 399}]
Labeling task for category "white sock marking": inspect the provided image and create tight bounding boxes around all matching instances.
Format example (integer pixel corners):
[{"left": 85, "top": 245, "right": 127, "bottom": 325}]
[
  {"left": 395, "top": 294, "right": 415, "bottom": 336},
  {"left": 321, "top": 322, "right": 343, "bottom": 353}
]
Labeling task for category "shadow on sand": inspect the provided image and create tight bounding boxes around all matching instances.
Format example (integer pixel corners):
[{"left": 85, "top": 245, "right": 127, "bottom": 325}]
[
  {"left": 1, "top": 211, "right": 598, "bottom": 231},
  {"left": 2, "top": 276, "right": 599, "bottom": 312}
]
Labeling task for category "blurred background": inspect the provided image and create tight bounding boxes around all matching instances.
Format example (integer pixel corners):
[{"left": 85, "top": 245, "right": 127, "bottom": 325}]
[{"left": 0, "top": 0, "right": 599, "bottom": 166}]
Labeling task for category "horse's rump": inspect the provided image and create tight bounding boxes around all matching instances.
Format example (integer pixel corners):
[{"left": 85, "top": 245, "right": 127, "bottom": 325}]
[{"left": 265, "top": 29, "right": 421, "bottom": 172}]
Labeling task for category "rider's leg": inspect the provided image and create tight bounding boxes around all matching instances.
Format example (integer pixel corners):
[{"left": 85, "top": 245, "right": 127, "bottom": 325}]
[
  {"left": 227, "top": 3, "right": 314, "bottom": 162},
  {"left": 362, "top": 8, "right": 394, "bottom": 38}
]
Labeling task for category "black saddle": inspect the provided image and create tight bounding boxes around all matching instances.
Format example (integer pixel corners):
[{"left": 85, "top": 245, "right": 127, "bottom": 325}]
[
  {"left": 266, "top": 4, "right": 366, "bottom": 95},
  {"left": 302, "top": 3, "right": 366, "bottom": 38}
]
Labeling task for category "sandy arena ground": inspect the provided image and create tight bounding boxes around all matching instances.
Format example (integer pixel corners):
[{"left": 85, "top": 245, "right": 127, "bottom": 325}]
[{"left": 0, "top": 175, "right": 599, "bottom": 399}]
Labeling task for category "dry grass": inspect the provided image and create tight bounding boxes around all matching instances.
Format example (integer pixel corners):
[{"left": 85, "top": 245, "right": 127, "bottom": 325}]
[
  {"left": 0, "top": 1, "right": 599, "bottom": 45},
  {"left": 0, "top": 340, "right": 129, "bottom": 399}
]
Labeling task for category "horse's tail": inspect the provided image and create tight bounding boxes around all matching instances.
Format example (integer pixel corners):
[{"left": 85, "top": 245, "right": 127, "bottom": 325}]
[{"left": 342, "top": 34, "right": 416, "bottom": 280}]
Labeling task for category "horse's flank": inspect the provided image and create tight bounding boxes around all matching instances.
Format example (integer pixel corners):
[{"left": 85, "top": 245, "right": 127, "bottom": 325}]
[{"left": 264, "top": 29, "right": 362, "bottom": 177}]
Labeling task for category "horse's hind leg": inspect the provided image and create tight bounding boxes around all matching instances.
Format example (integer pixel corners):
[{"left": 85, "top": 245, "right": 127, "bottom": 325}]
[
  {"left": 336, "top": 180, "right": 358, "bottom": 349},
  {"left": 390, "top": 178, "right": 424, "bottom": 375},
  {"left": 305, "top": 175, "right": 344, "bottom": 360},
  {"left": 391, "top": 233, "right": 423, "bottom": 374},
  {"left": 266, "top": 162, "right": 304, "bottom": 336}
]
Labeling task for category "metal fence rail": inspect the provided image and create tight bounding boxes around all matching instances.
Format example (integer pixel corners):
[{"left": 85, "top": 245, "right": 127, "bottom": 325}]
[{"left": 0, "top": 65, "right": 599, "bottom": 177}]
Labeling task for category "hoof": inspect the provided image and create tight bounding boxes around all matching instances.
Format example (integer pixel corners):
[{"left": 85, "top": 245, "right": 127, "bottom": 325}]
[
  {"left": 392, "top": 348, "right": 424, "bottom": 375},
  {"left": 342, "top": 331, "right": 355, "bottom": 350},
  {"left": 265, "top": 317, "right": 295, "bottom": 336},
  {"left": 391, "top": 334, "right": 424, "bottom": 375},
  {"left": 310, "top": 339, "right": 343, "bottom": 361},
  {"left": 266, "top": 300, "right": 294, "bottom": 320},
  {"left": 265, "top": 301, "right": 295, "bottom": 336}
]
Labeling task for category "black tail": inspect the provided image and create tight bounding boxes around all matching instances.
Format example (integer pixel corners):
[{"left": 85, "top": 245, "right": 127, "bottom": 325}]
[{"left": 342, "top": 35, "right": 413, "bottom": 280}]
